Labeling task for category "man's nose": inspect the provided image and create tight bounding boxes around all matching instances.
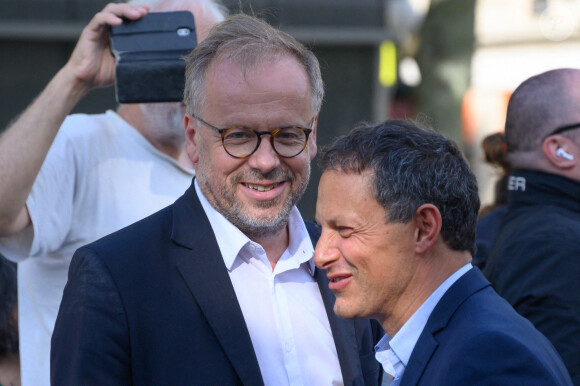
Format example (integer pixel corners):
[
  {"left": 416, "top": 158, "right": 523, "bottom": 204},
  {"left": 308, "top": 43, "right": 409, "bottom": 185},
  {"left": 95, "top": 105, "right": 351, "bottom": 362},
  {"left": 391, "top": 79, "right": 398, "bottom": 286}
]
[
  {"left": 247, "top": 135, "right": 281, "bottom": 172},
  {"left": 313, "top": 229, "right": 339, "bottom": 269}
]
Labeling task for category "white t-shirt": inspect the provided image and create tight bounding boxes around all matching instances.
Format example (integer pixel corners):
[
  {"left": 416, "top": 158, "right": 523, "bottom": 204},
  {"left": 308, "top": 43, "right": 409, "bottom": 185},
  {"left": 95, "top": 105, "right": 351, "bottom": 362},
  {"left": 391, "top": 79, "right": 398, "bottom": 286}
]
[{"left": 0, "top": 110, "right": 194, "bottom": 386}]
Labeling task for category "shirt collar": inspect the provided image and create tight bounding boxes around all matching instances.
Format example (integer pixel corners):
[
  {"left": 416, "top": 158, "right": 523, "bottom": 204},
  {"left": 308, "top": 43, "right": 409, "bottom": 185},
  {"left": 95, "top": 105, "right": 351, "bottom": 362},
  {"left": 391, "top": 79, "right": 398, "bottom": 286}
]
[
  {"left": 194, "top": 179, "right": 315, "bottom": 275},
  {"left": 375, "top": 263, "right": 473, "bottom": 379}
]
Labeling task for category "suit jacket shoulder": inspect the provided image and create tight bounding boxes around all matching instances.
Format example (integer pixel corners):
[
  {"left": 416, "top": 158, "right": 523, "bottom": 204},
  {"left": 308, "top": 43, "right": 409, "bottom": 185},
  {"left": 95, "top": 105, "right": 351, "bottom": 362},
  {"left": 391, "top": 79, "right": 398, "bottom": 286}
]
[
  {"left": 401, "top": 268, "right": 572, "bottom": 386},
  {"left": 53, "top": 182, "right": 264, "bottom": 385}
]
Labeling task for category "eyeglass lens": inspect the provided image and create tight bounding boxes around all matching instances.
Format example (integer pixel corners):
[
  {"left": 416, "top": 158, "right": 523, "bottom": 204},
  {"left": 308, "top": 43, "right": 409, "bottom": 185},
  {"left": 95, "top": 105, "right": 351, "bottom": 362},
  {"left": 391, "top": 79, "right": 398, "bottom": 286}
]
[{"left": 223, "top": 127, "right": 308, "bottom": 158}]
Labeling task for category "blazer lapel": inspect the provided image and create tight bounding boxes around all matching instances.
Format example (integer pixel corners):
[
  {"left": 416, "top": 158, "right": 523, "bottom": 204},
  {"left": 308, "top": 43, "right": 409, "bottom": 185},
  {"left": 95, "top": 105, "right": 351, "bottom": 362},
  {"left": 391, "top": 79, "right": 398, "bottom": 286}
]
[
  {"left": 315, "top": 267, "right": 362, "bottom": 385},
  {"left": 399, "top": 333, "right": 437, "bottom": 386},
  {"left": 172, "top": 182, "right": 264, "bottom": 386},
  {"left": 400, "top": 268, "right": 491, "bottom": 386}
]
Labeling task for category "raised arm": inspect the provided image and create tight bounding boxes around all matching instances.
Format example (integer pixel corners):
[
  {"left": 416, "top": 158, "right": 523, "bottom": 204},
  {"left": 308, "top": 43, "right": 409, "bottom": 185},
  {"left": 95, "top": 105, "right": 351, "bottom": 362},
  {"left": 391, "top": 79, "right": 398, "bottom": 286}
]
[{"left": 0, "top": 3, "right": 149, "bottom": 236}]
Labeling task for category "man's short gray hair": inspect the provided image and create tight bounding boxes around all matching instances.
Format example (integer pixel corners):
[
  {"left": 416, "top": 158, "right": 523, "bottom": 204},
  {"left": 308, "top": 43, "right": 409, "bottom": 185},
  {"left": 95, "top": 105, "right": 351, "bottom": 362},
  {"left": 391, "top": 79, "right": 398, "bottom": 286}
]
[
  {"left": 505, "top": 68, "right": 580, "bottom": 160},
  {"left": 183, "top": 13, "right": 324, "bottom": 116}
]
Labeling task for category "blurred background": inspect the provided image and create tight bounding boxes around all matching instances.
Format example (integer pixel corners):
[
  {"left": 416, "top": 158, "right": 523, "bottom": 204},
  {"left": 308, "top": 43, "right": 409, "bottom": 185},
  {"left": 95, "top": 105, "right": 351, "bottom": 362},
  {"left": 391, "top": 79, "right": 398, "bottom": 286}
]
[{"left": 1, "top": 0, "right": 579, "bottom": 220}]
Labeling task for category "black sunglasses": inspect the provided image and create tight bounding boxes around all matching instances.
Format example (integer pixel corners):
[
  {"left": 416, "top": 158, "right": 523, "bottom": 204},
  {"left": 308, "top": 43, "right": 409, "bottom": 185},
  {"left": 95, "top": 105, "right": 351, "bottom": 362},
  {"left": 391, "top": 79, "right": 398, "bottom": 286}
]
[{"left": 544, "top": 122, "right": 580, "bottom": 139}]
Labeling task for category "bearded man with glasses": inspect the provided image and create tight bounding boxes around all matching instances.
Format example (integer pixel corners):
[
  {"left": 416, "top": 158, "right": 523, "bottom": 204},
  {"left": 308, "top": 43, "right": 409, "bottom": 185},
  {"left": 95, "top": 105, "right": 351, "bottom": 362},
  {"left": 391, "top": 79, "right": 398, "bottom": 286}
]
[
  {"left": 51, "top": 13, "right": 383, "bottom": 385},
  {"left": 484, "top": 68, "right": 580, "bottom": 384}
]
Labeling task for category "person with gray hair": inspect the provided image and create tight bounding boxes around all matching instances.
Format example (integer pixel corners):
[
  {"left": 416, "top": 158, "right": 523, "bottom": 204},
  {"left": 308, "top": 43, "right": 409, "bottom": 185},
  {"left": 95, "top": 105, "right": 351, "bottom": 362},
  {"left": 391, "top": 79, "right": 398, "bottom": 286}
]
[
  {"left": 0, "top": 1, "right": 226, "bottom": 384},
  {"left": 51, "top": 13, "right": 383, "bottom": 385},
  {"left": 314, "top": 119, "right": 572, "bottom": 385},
  {"left": 484, "top": 68, "right": 580, "bottom": 383}
]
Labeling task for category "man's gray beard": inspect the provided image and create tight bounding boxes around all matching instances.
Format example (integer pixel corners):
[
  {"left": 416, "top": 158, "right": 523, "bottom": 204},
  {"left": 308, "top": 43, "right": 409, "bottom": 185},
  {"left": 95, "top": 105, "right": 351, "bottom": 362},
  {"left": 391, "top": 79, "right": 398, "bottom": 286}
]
[
  {"left": 226, "top": 190, "right": 296, "bottom": 239},
  {"left": 199, "top": 166, "right": 310, "bottom": 240},
  {"left": 139, "top": 102, "right": 186, "bottom": 146}
]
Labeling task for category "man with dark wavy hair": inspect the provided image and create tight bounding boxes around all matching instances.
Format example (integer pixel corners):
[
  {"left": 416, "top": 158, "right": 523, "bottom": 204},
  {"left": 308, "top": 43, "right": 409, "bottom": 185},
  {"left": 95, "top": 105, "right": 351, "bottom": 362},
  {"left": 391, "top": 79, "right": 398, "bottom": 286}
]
[{"left": 314, "top": 119, "right": 572, "bottom": 385}]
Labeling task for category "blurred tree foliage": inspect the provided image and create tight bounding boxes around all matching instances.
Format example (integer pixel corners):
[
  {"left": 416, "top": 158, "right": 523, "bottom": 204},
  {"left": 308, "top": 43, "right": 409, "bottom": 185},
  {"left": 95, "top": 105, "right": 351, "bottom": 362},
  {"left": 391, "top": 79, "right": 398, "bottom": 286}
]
[{"left": 413, "top": 0, "right": 476, "bottom": 143}]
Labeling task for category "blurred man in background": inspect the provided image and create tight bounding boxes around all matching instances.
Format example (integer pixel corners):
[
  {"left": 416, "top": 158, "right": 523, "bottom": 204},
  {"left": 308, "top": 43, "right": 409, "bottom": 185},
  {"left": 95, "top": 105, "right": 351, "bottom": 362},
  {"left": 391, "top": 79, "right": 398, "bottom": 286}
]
[
  {"left": 485, "top": 68, "right": 580, "bottom": 384},
  {"left": 0, "top": 1, "right": 226, "bottom": 384}
]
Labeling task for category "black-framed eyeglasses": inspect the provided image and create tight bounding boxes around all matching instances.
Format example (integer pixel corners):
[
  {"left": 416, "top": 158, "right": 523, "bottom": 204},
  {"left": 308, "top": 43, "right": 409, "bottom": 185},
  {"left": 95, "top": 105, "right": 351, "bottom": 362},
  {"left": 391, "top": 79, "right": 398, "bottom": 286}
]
[
  {"left": 192, "top": 114, "right": 314, "bottom": 159},
  {"left": 543, "top": 122, "right": 580, "bottom": 140}
]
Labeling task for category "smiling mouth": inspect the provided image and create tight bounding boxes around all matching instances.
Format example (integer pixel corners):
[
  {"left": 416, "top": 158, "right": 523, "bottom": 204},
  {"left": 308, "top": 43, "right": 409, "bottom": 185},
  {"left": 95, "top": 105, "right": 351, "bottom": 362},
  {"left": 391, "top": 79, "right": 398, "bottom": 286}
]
[{"left": 243, "top": 182, "right": 282, "bottom": 192}]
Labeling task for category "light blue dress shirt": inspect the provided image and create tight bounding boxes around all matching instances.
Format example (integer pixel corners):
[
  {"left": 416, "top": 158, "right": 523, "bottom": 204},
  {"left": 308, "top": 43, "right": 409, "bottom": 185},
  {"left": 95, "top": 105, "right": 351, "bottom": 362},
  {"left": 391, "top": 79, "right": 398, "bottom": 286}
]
[{"left": 375, "top": 263, "right": 473, "bottom": 385}]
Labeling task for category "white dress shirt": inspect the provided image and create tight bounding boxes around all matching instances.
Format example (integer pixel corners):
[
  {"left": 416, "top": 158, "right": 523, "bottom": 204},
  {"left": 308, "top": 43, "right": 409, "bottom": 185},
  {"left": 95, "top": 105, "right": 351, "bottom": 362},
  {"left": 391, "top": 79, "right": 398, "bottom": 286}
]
[
  {"left": 195, "top": 181, "right": 343, "bottom": 386},
  {"left": 375, "top": 264, "right": 473, "bottom": 385}
]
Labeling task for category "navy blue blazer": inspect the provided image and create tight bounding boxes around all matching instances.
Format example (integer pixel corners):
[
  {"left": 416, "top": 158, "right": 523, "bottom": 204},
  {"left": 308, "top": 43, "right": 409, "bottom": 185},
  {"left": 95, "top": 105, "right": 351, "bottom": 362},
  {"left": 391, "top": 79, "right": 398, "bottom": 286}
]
[
  {"left": 400, "top": 268, "right": 572, "bottom": 385},
  {"left": 51, "top": 181, "right": 383, "bottom": 385}
]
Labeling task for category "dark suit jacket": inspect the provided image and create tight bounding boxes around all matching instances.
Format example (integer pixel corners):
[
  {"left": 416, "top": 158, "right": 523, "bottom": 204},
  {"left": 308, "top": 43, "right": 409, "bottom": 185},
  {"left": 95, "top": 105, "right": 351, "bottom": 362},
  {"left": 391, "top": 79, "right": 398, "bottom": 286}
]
[
  {"left": 399, "top": 268, "right": 572, "bottom": 385},
  {"left": 51, "top": 181, "right": 383, "bottom": 385}
]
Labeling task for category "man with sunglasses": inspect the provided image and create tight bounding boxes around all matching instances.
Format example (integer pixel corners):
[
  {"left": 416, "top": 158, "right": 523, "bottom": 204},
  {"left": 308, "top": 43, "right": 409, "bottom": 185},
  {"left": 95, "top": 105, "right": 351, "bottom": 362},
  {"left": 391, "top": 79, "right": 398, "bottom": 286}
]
[
  {"left": 51, "top": 13, "right": 383, "bottom": 385},
  {"left": 484, "top": 68, "right": 580, "bottom": 384}
]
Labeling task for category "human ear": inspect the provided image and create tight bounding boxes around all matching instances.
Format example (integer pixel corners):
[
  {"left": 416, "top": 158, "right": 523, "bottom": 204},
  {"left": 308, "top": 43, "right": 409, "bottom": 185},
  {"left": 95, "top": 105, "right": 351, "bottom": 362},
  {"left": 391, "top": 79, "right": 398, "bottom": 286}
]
[
  {"left": 308, "top": 116, "right": 318, "bottom": 160},
  {"left": 413, "top": 204, "right": 442, "bottom": 254},
  {"left": 184, "top": 114, "right": 200, "bottom": 163},
  {"left": 542, "top": 136, "right": 576, "bottom": 169}
]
